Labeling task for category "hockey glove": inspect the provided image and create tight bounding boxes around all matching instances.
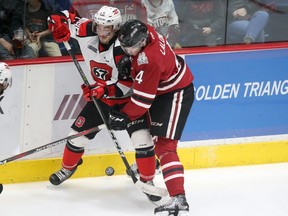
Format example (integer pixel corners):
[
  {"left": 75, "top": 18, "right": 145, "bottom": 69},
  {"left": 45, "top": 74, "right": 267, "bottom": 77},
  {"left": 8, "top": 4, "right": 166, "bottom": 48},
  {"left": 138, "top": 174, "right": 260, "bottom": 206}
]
[
  {"left": 47, "top": 14, "right": 70, "bottom": 43},
  {"left": 81, "top": 83, "right": 106, "bottom": 102},
  {"left": 108, "top": 109, "right": 130, "bottom": 131},
  {"left": 167, "top": 24, "right": 181, "bottom": 48},
  {"left": 117, "top": 54, "right": 131, "bottom": 80}
]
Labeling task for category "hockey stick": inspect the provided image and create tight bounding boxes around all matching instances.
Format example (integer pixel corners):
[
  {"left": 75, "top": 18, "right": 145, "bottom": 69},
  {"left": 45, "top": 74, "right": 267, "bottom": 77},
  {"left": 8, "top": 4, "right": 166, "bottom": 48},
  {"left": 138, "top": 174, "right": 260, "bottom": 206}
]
[
  {"left": 63, "top": 41, "right": 168, "bottom": 197},
  {"left": 0, "top": 127, "right": 100, "bottom": 165}
]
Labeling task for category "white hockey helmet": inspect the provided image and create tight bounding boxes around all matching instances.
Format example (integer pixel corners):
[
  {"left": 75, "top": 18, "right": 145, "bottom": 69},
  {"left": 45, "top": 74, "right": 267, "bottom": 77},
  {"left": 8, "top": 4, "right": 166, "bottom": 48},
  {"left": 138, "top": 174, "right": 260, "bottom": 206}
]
[
  {"left": 0, "top": 62, "right": 12, "bottom": 95},
  {"left": 93, "top": 6, "right": 122, "bottom": 31}
]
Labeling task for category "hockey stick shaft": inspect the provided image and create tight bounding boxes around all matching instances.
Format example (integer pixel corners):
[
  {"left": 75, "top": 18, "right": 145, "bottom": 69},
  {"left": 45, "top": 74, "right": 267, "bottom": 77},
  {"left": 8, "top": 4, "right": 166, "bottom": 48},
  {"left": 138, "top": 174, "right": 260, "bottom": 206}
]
[
  {"left": 63, "top": 41, "right": 167, "bottom": 197},
  {"left": 0, "top": 127, "right": 100, "bottom": 165}
]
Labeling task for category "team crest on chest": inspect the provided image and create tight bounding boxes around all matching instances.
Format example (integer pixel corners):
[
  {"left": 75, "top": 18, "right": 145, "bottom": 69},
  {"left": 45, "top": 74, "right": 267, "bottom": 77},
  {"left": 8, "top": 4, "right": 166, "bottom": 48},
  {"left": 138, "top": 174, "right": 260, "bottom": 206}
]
[
  {"left": 90, "top": 60, "right": 112, "bottom": 80},
  {"left": 137, "top": 52, "right": 148, "bottom": 65}
]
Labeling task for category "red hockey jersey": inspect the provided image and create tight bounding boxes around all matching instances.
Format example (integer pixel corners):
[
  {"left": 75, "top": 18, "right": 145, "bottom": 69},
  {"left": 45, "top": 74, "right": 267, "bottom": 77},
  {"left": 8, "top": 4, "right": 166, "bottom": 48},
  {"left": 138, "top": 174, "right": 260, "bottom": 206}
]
[{"left": 121, "top": 25, "right": 194, "bottom": 120}]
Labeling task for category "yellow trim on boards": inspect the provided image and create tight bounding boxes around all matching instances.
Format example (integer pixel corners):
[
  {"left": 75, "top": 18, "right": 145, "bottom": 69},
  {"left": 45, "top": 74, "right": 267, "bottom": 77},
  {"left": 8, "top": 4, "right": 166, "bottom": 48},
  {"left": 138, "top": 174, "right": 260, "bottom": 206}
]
[{"left": 1, "top": 140, "right": 288, "bottom": 184}]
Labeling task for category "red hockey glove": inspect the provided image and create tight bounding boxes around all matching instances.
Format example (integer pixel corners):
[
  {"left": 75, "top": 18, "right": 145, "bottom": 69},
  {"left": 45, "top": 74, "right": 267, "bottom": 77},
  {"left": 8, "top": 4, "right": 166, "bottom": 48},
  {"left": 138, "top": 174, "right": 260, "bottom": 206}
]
[
  {"left": 47, "top": 14, "right": 70, "bottom": 43},
  {"left": 81, "top": 83, "right": 106, "bottom": 102}
]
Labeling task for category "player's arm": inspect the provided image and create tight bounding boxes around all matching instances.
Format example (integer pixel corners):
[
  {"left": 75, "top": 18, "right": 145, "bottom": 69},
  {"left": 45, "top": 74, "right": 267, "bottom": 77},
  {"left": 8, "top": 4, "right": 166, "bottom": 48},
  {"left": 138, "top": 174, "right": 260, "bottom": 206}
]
[
  {"left": 47, "top": 10, "right": 94, "bottom": 43},
  {"left": 121, "top": 63, "right": 160, "bottom": 120},
  {"left": 107, "top": 63, "right": 159, "bottom": 130}
]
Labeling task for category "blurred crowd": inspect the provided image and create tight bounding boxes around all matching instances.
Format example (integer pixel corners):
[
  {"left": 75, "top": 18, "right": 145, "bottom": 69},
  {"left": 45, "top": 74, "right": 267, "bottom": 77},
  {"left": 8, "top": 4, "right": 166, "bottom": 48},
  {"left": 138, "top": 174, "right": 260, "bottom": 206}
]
[{"left": 1, "top": 0, "right": 287, "bottom": 60}]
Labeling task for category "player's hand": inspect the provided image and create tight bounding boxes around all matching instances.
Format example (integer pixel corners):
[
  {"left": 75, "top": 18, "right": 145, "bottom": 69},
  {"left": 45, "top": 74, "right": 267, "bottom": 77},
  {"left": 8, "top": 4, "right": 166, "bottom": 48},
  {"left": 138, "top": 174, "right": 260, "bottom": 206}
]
[
  {"left": 47, "top": 14, "right": 70, "bottom": 43},
  {"left": 233, "top": 8, "right": 248, "bottom": 18},
  {"left": 167, "top": 24, "right": 181, "bottom": 48},
  {"left": 81, "top": 83, "right": 106, "bottom": 101},
  {"left": 108, "top": 109, "right": 130, "bottom": 131},
  {"left": 202, "top": 27, "right": 212, "bottom": 35}
]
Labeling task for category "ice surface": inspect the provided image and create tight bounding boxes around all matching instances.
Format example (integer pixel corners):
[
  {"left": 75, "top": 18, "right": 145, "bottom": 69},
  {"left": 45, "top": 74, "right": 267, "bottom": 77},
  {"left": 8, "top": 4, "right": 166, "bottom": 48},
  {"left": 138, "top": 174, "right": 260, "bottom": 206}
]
[{"left": 1, "top": 163, "right": 288, "bottom": 216}]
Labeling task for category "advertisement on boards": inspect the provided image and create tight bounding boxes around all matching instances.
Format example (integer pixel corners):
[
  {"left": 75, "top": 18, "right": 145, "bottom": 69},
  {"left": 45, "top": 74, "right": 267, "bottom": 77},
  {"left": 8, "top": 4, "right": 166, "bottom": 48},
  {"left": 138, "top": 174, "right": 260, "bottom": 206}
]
[{"left": 183, "top": 48, "right": 288, "bottom": 141}]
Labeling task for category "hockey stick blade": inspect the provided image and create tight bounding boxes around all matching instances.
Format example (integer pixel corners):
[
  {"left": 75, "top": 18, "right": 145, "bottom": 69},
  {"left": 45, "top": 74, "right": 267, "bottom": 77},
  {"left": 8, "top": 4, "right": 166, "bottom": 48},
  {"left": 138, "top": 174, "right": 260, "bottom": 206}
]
[
  {"left": 0, "top": 127, "right": 100, "bottom": 165},
  {"left": 63, "top": 41, "right": 168, "bottom": 197},
  {"left": 135, "top": 180, "right": 168, "bottom": 197}
]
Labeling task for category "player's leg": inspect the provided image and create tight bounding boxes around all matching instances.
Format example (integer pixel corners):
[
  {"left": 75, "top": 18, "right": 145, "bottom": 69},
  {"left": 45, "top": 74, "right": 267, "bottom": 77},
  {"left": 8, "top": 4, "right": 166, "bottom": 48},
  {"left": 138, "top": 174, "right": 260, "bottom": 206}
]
[
  {"left": 49, "top": 101, "right": 107, "bottom": 185},
  {"left": 42, "top": 41, "right": 62, "bottom": 57},
  {"left": 150, "top": 84, "right": 194, "bottom": 215},
  {"left": 126, "top": 114, "right": 162, "bottom": 204},
  {"left": 153, "top": 137, "right": 189, "bottom": 215},
  {"left": 126, "top": 158, "right": 161, "bottom": 178}
]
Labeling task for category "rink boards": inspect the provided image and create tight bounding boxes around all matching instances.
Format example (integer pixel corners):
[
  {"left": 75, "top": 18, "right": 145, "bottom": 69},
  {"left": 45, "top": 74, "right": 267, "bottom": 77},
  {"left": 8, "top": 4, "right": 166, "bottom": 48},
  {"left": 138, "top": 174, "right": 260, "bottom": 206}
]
[{"left": 0, "top": 46, "right": 288, "bottom": 183}]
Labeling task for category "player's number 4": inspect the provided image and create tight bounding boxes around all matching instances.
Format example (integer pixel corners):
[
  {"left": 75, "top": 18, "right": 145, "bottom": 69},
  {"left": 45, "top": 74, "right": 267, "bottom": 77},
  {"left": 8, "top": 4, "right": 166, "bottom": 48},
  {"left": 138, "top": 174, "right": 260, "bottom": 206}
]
[{"left": 135, "top": 70, "right": 144, "bottom": 84}]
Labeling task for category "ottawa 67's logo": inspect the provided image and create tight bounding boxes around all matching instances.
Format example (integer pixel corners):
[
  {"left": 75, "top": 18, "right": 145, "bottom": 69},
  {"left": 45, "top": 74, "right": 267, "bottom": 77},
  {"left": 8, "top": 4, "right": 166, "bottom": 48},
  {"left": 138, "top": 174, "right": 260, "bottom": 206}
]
[{"left": 90, "top": 60, "right": 112, "bottom": 81}]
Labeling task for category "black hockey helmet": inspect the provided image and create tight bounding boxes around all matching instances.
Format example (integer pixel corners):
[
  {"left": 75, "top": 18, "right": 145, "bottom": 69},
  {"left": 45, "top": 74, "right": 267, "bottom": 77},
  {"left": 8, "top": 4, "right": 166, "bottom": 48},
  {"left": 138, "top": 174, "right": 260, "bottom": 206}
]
[{"left": 118, "top": 19, "right": 148, "bottom": 48}]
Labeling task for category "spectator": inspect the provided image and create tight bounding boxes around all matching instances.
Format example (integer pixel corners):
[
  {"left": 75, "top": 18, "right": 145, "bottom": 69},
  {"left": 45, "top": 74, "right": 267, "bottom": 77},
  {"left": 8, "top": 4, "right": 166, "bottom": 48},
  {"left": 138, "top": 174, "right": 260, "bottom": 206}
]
[
  {"left": 263, "top": 0, "right": 288, "bottom": 42},
  {"left": 7, "top": 0, "right": 35, "bottom": 59},
  {"left": 226, "top": 0, "right": 270, "bottom": 44},
  {"left": 0, "top": 1, "right": 18, "bottom": 60},
  {"left": 43, "top": 0, "right": 77, "bottom": 13},
  {"left": 174, "top": 0, "right": 225, "bottom": 47},
  {"left": 25, "top": 0, "right": 62, "bottom": 57},
  {"left": 141, "top": 0, "right": 181, "bottom": 48}
]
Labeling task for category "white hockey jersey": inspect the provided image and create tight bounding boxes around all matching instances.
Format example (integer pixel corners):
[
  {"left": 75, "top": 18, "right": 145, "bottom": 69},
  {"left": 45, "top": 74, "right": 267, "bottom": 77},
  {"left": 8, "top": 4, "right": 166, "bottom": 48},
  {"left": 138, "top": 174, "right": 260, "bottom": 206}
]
[
  {"left": 64, "top": 12, "right": 132, "bottom": 105},
  {"left": 141, "top": 0, "right": 179, "bottom": 37}
]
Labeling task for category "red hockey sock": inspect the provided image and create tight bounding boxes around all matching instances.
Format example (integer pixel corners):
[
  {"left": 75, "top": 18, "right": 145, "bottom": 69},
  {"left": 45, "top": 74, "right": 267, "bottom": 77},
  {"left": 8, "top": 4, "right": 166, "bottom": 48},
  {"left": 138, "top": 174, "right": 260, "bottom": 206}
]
[
  {"left": 155, "top": 137, "right": 185, "bottom": 196},
  {"left": 136, "top": 155, "right": 156, "bottom": 182},
  {"left": 62, "top": 143, "right": 84, "bottom": 170},
  {"left": 160, "top": 152, "right": 185, "bottom": 196}
]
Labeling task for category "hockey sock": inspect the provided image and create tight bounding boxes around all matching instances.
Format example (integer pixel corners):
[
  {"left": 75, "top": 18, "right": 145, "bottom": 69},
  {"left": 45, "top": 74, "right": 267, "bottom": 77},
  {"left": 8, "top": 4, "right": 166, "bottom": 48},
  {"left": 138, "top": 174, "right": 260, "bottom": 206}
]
[
  {"left": 155, "top": 137, "right": 185, "bottom": 196},
  {"left": 62, "top": 141, "right": 84, "bottom": 170},
  {"left": 160, "top": 152, "right": 185, "bottom": 196},
  {"left": 136, "top": 146, "right": 156, "bottom": 182}
]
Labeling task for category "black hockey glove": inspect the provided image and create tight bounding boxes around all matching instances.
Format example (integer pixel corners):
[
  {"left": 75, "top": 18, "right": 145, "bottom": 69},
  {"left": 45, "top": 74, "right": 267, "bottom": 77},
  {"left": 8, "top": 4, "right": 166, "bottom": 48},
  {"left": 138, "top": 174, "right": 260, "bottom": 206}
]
[
  {"left": 108, "top": 109, "right": 130, "bottom": 131},
  {"left": 117, "top": 54, "right": 131, "bottom": 80}
]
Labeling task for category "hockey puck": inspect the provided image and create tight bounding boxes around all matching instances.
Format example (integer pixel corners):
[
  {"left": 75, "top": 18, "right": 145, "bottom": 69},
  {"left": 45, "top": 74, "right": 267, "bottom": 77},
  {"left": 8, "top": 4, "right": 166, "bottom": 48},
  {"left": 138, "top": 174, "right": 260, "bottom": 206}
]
[
  {"left": 0, "top": 184, "right": 3, "bottom": 194},
  {"left": 105, "top": 167, "right": 115, "bottom": 176}
]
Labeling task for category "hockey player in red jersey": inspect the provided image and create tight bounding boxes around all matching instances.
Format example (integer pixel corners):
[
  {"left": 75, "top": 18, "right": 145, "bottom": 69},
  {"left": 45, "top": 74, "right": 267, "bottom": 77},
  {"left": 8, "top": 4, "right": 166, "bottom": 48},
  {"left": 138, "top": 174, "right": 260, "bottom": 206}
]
[
  {"left": 47, "top": 6, "right": 161, "bottom": 204},
  {"left": 108, "top": 20, "right": 194, "bottom": 216}
]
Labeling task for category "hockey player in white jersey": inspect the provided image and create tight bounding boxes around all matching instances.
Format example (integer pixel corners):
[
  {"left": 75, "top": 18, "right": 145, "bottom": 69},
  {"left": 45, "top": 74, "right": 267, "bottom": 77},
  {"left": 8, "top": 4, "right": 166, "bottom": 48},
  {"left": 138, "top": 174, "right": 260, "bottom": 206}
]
[
  {"left": 141, "top": 0, "right": 181, "bottom": 48},
  {"left": 0, "top": 62, "right": 12, "bottom": 96},
  {"left": 47, "top": 5, "right": 162, "bottom": 205}
]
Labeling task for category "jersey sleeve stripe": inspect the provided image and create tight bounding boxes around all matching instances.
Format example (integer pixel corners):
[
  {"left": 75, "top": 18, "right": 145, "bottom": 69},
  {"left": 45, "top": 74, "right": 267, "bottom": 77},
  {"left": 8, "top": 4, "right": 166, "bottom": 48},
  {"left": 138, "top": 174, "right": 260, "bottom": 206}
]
[
  {"left": 158, "top": 63, "right": 186, "bottom": 91},
  {"left": 133, "top": 89, "right": 155, "bottom": 99},
  {"left": 131, "top": 97, "right": 151, "bottom": 109},
  {"left": 158, "top": 57, "right": 186, "bottom": 91},
  {"left": 131, "top": 93, "right": 154, "bottom": 105}
]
